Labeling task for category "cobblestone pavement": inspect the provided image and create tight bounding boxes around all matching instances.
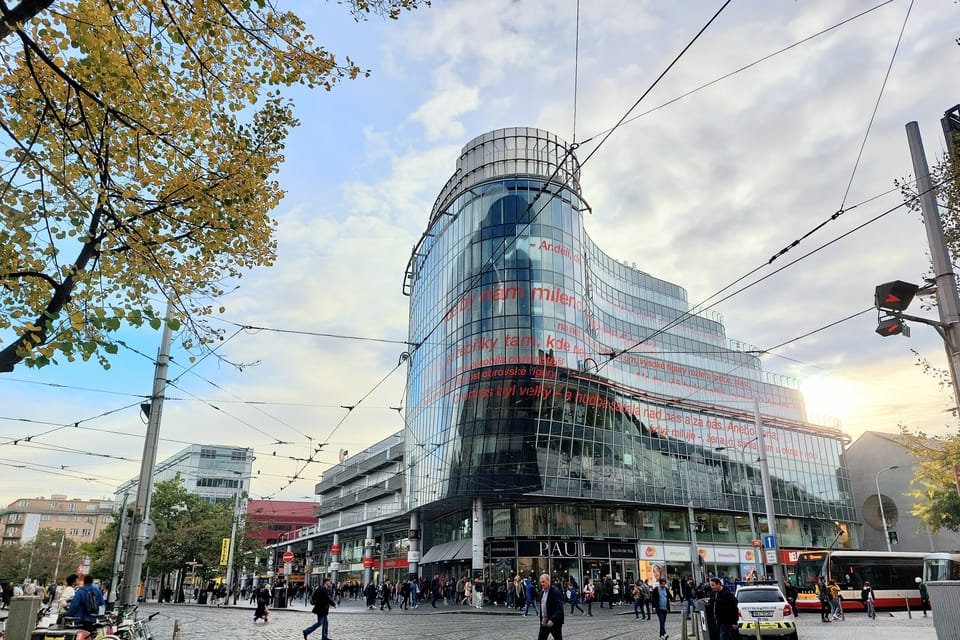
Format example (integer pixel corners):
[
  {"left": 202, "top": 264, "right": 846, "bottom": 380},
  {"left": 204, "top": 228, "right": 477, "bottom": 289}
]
[{"left": 136, "top": 600, "right": 938, "bottom": 640}]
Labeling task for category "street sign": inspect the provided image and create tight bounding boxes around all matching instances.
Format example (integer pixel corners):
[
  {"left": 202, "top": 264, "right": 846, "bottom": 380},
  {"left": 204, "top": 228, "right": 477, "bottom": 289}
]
[
  {"left": 764, "top": 549, "right": 778, "bottom": 564},
  {"left": 407, "top": 550, "right": 421, "bottom": 563},
  {"left": 363, "top": 557, "right": 374, "bottom": 568},
  {"left": 762, "top": 534, "right": 776, "bottom": 549},
  {"left": 331, "top": 545, "right": 341, "bottom": 555},
  {"left": 282, "top": 551, "right": 294, "bottom": 563},
  {"left": 751, "top": 539, "right": 762, "bottom": 547}
]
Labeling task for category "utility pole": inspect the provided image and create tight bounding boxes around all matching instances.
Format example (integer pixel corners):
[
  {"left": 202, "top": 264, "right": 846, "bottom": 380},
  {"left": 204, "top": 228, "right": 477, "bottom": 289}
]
[
  {"left": 120, "top": 300, "right": 175, "bottom": 606},
  {"left": 906, "top": 122, "right": 960, "bottom": 411},
  {"left": 755, "top": 400, "right": 784, "bottom": 587},
  {"left": 225, "top": 487, "right": 241, "bottom": 590}
]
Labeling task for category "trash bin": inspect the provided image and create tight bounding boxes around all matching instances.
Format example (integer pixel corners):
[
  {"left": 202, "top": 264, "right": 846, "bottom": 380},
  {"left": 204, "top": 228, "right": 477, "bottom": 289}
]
[
  {"left": 273, "top": 586, "right": 288, "bottom": 609},
  {"left": 691, "top": 598, "right": 715, "bottom": 640}
]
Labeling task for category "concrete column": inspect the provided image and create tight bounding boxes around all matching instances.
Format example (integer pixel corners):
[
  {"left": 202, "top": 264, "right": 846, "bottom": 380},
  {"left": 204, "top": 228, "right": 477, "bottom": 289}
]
[
  {"left": 330, "top": 533, "right": 341, "bottom": 584},
  {"left": 306, "top": 539, "right": 314, "bottom": 588},
  {"left": 408, "top": 511, "right": 421, "bottom": 578},
  {"left": 472, "top": 498, "right": 484, "bottom": 608},
  {"left": 363, "top": 525, "right": 375, "bottom": 587}
]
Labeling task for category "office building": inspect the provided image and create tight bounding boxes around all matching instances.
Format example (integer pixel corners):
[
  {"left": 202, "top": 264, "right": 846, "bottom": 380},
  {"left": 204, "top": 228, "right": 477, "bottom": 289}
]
[{"left": 283, "top": 128, "right": 857, "bottom": 588}]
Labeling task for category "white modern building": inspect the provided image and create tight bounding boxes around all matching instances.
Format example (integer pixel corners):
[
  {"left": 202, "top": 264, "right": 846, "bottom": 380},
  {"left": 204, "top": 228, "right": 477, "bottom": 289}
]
[{"left": 115, "top": 444, "right": 254, "bottom": 506}]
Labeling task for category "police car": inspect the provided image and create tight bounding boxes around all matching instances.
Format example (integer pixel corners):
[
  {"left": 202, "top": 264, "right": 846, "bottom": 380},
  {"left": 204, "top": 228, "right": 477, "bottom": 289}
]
[{"left": 734, "top": 585, "right": 798, "bottom": 640}]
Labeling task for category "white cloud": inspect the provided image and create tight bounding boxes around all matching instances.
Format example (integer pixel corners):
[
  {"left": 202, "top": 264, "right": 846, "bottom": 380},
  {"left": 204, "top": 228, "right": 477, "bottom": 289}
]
[{"left": 2, "top": 0, "right": 959, "bottom": 506}]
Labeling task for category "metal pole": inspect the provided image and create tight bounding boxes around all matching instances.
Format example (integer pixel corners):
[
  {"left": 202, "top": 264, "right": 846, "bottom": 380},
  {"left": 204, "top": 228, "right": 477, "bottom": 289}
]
[
  {"left": 225, "top": 487, "right": 241, "bottom": 589},
  {"left": 755, "top": 400, "right": 784, "bottom": 586},
  {"left": 120, "top": 299, "right": 175, "bottom": 606},
  {"left": 109, "top": 492, "right": 130, "bottom": 607},
  {"left": 53, "top": 533, "right": 65, "bottom": 583},
  {"left": 875, "top": 466, "right": 899, "bottom": 552},
  {"left": 907, "top": 122, "right": 960, "bottom": 412},
  {"left": 685, "top": 473, "right": 700, "bottom": 582}
]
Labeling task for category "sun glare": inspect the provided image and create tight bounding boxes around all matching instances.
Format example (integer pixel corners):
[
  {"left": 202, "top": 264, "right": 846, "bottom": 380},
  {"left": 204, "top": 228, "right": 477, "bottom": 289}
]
[{"left": 800, "top": 375, "right": 860, "bottom": 426}]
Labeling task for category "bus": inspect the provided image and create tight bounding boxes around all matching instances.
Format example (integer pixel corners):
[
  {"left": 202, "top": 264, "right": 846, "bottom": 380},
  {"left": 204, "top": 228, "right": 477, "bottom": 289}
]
[
  {"left": 923, "top": 551, "right": 960, "bottom": 581},
  {"left": 794, "top": 549, "right": 925, "bottom": 611}
]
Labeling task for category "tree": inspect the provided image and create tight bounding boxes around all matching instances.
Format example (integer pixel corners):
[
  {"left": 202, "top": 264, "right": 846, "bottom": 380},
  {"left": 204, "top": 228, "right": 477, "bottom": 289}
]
[
  {"left": 898, "top": 424, "right": 960, "bottom": 532},
  {"left": 80, "top": 517, "right": 121, "bottom": 581},
  {"left": 0, "top": 0, "right": 426, "bottom": 372},
  {"left": 142, "top": 477, "right": 226, "bottom": 581},
  {"left": 0, "top": 527, "right": 81, "bottom": 582}
]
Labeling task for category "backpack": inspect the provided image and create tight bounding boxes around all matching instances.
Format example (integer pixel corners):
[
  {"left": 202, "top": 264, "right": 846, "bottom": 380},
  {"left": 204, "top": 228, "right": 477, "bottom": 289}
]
[{"left": 82, "top": 586, "right": 99, "bottom": 616}]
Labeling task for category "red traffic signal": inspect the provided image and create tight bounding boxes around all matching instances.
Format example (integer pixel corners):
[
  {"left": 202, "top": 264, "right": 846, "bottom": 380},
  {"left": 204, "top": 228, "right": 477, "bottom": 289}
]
[
  {"left": 875, "top": 280, "right": 918, "bottom": 312},
  {"left": 876, "top": 316, "right": 909, "bottom": 337}
]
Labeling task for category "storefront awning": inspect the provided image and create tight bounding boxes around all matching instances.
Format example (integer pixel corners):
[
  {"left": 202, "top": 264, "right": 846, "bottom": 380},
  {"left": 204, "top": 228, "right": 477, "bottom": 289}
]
[{"left": 419, "top": 539, "right": 472, "bottom": 564}]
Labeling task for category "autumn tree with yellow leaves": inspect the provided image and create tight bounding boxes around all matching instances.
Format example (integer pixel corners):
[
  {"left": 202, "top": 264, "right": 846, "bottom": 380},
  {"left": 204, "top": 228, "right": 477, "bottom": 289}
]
[{"left": 0, "top": 0, "right": 425, "bottom": 372}]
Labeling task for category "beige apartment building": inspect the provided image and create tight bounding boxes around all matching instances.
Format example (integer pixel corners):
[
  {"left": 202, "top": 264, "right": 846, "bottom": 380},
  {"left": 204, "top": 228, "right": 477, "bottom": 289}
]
[{"left": 1, "top": 494, "right": 115, "bottom": 545}]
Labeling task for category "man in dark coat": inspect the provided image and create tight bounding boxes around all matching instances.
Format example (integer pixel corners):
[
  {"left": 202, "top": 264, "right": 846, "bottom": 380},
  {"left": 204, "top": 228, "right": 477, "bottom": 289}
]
[
  {"left": 537, "top": 574, "right": 564, "bottom": 640},
  {"left": 707, "top": 577, "right": 739, "bottom": 640},
  {"left": 303, "top": 578, "right": 336, "bottom": 640},
  {"left": 650, "top": 578, "right": 672, "bottom": 640}
]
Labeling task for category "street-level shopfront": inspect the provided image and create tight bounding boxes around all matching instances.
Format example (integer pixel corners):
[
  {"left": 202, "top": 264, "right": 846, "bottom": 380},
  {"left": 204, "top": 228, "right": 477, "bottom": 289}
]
[{"left": 477, "top": 538, "right": 799, "bottom": 586}]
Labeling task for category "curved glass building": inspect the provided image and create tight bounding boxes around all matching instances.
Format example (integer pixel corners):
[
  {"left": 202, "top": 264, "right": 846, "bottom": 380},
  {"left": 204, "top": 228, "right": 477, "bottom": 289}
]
[{"left": 401, "top": 127, "right": 856, "bottom": 584}]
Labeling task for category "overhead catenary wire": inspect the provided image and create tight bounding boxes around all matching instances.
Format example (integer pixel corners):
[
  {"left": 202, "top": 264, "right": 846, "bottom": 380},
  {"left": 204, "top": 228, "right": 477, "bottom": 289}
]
[
  {"left": 597, "top": 169, "right": 960, "bottom": 375},
  {"left": 767, "top": 0, "right": 915, "bottom": 266},
  {"left": 581, "top": 0, "right": 898, "bottom": 142},
  {"left": 409, "top": 0, "right": 733, "bottom": 359}
]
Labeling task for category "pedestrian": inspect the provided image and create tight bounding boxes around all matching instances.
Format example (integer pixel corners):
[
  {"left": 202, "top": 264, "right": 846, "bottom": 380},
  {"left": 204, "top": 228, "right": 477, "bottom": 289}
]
[
  {"left": 537, "top": 573, "right": 564, "bottom": 640},
  {"left": 816, "top": 576, "right": 831, "bottom": 622},
  {"left": 363, "top": 581, "right": 377, "bottom": 609},
  {"left": 303, "top": 577, "right": 336, "bottom": 640},
  {"left": 462, "top": 577, "right": 473, "bottom": 605},
  {"left": 410, "top": 578, "right": 419, "bottom": 608},
  {"left": 568, "top": 578, "right": 584, "bottom": 615},
  {"left": 672, "top": 577, "right": 683, "bottom": 603},
  {"left": 431, "top": 574, "right": 442, "bottom": 607},
  {"left": 524, "top": 576, "right": 539, "bottom": 616},
  {"left": 707, "top": 577, "right": 738, "bottom": 640},
  {"left": 682, "top": 577, "right": 696, "bottom": 619},
  {"left": 56, "top": 574, "right": 77, "bottom": 626},
  {"left": 860, "top": 581, "right": 875, "bottom": 619},
  {"left": 583, "top": 578, "right": 595, "bottom": 616},
  {"left": 650, "top": 578, "right": 671, "bottom": 640},
  {"left": 400, "top": 579, "right": 411, "bottom": 610},
  {"left": 380, "top": 580, "right": 393, "bottom": 611},
  {"left": 632, "top": 581, "right": 646, "bottom": 620},
  {"left": 916, "top": 577, "right": 930, "bottom": 617},
  {"left": 827, "top": 580, "right": 842, "bottom": 620},
  {"left": 66, "top": 575, "right": 105, "bottom": 634},
  {"left": 253, "top": 586, "right": 270, "bottom": 623},
  {"left": 784, "top": 580, "right": 797, "bottom": 615},
  {"left": 600, "top": 575, "right": 616, "bottom": 608}
]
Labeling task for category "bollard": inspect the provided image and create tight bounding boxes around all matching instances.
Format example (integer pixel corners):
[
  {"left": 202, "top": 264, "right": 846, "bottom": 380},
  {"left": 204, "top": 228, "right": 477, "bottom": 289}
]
[
  {"left": 6, "top": 596, "right": 41, "bottom": 640},
  {"left": 905, "top": 595, "right": 912, "bottom": 619}
]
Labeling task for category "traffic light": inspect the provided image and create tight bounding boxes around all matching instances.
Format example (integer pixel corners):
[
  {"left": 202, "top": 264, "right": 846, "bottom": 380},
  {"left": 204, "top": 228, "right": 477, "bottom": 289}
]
[
  {"left": 875, "top": 280, "right": 919, "bottom": 312},
  {"left": 876, "top": 316, "right": 909, "bottom": 337}
]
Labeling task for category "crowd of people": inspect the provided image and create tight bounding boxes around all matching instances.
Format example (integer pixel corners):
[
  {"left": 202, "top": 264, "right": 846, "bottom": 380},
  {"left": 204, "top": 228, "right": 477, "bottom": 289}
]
[{"left": 0, "top": 574, "right": 106, "bottom": 633}]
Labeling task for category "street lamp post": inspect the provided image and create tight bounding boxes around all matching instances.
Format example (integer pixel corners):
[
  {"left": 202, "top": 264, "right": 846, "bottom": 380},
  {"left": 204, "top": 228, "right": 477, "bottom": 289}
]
[
  {"left": 875, "top": 465, "right": 900, "bottom": 552},
  {"left": 679, "top": 457, "right": 701, "bottom": 583},
  {"left": 53, "top": 533, "right": 66, "bottom": 583}
]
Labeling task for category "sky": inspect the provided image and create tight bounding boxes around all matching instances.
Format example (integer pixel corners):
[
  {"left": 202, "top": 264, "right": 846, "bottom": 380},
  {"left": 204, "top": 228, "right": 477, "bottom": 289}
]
[{"left": 2, "top": 0, "right": 960, "bottom": 507}]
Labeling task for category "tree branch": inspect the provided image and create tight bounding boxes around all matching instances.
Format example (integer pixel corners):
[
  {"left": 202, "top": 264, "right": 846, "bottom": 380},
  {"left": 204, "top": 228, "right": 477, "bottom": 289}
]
[{"left": 0, "top": 0, "right": 55, "bottom": 42}]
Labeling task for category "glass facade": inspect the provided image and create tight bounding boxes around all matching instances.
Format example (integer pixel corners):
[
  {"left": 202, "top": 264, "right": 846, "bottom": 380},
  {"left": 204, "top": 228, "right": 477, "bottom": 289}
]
[{"left": 402, "top": 128, "right": 856, "bottom": 581}]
